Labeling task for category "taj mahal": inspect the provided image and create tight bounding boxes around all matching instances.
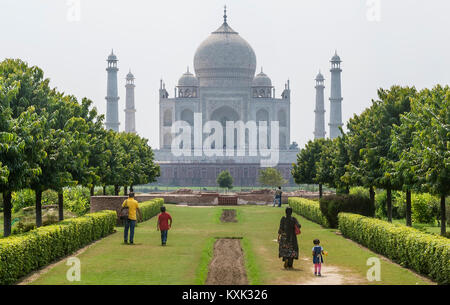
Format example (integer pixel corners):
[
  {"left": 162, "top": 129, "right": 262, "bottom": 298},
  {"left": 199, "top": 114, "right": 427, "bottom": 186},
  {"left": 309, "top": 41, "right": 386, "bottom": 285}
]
[{"left": 104, "top": 7, "right": 343, "bottom": 187}]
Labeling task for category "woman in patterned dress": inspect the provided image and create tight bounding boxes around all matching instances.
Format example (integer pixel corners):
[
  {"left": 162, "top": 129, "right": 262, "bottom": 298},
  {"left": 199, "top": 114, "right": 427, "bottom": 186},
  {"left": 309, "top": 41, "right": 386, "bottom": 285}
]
[{"left": 278, "top": 207, "right": 301, "bottom": 269}]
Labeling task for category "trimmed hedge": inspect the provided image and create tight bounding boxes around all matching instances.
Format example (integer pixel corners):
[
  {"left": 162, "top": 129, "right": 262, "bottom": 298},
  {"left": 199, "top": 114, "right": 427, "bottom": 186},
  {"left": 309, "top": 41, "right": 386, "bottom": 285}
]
[
  {"left": 0, "top": 210, "right": 116, "bottom": 285},
  {"left": 320, "top": 194, "right": 375, "bottom": 228},
  {"left": 139, "top": 198, "right": 164, "bottom": 222},
  {"left": 338, "top": 213, "right": 450, "bottom": 284},
  {"left": 288, "top": 197, "right": 329, "bottom": 227}
]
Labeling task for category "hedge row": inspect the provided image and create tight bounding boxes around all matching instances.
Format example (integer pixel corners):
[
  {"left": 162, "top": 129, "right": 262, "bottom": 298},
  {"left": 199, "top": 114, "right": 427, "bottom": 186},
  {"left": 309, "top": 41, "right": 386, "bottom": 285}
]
[
  {"left": 338, "top": 213, "right": 450, "bottom": 284},
  {"left": 138, "top": 198, "right": 164, "bottom": 222},
  {"left": 288, "top": 197, "right": 329, "bottom": 227},
  {"left": 0, "top": 210, "right": 117, "bottom": 285},
  {"left": 319, "top": 194, "right": 375, "bottom": 228}
]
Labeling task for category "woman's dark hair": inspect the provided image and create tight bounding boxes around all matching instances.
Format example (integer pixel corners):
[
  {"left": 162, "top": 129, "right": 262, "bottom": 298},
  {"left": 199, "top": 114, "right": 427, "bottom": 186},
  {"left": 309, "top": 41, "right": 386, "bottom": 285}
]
[
  {"left": 285, "top": 207, "right": 293, "bottom": 217},
  {"left": 160, "top": 206, "right": 166, "bottom": 213},
  {"left": 313, "top": 239, "right": 320, "bottom": 245},
  {"left": 129, "top": 192, "right": 135, "bottom": 198},
  {"left": 278, "top": 186, "right": 281, "bottom": 189}
]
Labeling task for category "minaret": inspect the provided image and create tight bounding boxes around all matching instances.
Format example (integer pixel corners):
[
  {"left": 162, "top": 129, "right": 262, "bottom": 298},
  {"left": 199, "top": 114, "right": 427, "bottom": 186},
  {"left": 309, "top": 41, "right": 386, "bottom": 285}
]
[
  {"left": 329, "top": 51, "right": 343, "bottom": 139},
  {"left": 124, "top": 70, "right": 136, "bottom": 134},
  {"left": 105, "top": 50, "right": 120, "bottom": 132},
  {"left": 314, "top": 71, "right": 326, "bottom": 139}
]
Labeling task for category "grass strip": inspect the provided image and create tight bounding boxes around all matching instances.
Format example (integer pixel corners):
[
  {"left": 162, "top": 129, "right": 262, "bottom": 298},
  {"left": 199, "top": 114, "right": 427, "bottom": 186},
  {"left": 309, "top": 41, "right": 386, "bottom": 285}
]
[
  {"left": 241, "top": 237, "right": 261, "bottom": 285},
  {"left": 194, "top": 237, "right": 216, "bottom": 285}
]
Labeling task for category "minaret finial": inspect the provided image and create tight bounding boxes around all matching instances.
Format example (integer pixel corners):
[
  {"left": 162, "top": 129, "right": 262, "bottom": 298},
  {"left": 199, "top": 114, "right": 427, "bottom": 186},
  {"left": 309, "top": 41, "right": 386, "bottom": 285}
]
[{"left": 224, "top": 5, "right": 227, "bottom": 24}]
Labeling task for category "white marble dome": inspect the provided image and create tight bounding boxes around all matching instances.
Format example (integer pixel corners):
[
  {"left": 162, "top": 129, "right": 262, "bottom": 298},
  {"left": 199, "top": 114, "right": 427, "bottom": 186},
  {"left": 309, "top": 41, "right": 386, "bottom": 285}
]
[
  {"left": 252, "top": 69, "right": 272, "bottom": 87},
  {"left": 193, "top": 21, "right": 257, "bottom": 87},
  {"left": 178, "top": 68, "right": 199, "bottom": 87}
]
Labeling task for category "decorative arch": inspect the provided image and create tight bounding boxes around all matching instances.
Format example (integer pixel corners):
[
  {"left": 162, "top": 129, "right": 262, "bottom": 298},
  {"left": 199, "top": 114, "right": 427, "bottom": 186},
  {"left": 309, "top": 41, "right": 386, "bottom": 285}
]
[
  {"left": 278, "top": 109, "right": 287, "bottom": 127},
  {"left": 256, "top": 108, "right": 269, "bottom": 123},
  {"left": 279, "top": 132, "right": 287, "bottom": 150},
  {"left": 163, "top": 133, "right": 172, "bottom": 149},
  {"left": 210, "top": 106, "right": 240, "bottom": 149},
  {"left": 180, "top": 108, "right": 194, "bottom": 126},
  {"left": 163, "top": 109, "right": 172, "bottom": 126}
]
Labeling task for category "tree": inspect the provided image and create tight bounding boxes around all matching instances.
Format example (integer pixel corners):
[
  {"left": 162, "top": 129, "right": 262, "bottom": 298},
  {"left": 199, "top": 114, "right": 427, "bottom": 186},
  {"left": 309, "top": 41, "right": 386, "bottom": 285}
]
[
  {"left": 100, "top": 131, "right": 127, "bottom": 195},
  {"left": 217, "top": 170, "right": 233, "bottom": 190},
  {"left": 0, "top": 59, "right": 47, "bottom": 235},
  {"left": 364, "top": 86, "right": 415, "bottom": 222},
  {"left": 401, "top": 85, "right": 449, "bottom": 235},
  {"left": 386, "top": 87, "right": 419, "bottom": 226},
  {"left": 342, "top": 107, "right": 377, "bottom": 213},
  {"left": 258, "top": 167, "right": 287, "bottom": 188},
  {"left": 292, "top": 139, "right": 326, "bottom": 197}
]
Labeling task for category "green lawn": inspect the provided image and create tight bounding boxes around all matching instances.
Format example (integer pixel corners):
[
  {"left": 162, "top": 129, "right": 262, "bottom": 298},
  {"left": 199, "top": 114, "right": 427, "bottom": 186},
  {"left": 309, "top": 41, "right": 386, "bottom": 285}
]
[
  {"left": 29, "top": 204, "right": 433, "bottom": 285},
  {"left": 391, "top": 219, "right": 448, "bottom": 236}
]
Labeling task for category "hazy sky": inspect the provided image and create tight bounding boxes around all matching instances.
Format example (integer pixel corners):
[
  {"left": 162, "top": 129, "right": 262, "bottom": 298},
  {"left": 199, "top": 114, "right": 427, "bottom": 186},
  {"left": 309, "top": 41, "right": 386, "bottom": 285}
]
[{"left": 1, "top": 0, "right": 449, "bottom": 149}]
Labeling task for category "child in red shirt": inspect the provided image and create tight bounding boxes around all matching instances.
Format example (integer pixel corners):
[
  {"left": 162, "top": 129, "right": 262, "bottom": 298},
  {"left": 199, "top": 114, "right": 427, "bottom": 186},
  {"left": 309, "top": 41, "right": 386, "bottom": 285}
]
[{"left": 157, "top": 206, "right": 172, "bottom": 246}]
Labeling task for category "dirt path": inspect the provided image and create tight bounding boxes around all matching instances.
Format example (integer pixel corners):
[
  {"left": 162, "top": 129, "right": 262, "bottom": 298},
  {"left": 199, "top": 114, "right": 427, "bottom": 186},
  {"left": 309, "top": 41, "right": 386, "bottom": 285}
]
[
  {"left": 205, "top": 239, "right": 248, "bottom": 285},
  {"left": 220, "top": 209, "right": 237, "bottom": 223}
]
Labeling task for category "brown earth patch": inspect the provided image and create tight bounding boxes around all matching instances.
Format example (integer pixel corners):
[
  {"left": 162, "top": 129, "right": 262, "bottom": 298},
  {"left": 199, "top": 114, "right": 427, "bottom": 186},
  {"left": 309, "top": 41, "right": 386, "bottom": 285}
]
[
  {"left": 205, "top": 239, "right": 248, "bottom": 285},
  {"left": 220, "top": 209, "right": 237, "bottom": 223}
]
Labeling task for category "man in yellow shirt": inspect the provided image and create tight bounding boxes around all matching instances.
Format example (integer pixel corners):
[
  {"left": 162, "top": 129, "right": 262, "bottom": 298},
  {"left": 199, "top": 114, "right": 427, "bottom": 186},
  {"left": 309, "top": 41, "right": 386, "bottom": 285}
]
[{"left": 120, "top": 192, "right": 142, "bottom": 244}]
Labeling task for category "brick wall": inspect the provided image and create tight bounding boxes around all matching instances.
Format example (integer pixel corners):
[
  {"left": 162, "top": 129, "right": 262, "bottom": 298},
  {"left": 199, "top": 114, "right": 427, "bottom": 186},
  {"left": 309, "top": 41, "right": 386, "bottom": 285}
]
[{"left": 90, "top": 191, "right": 323, "bottom": 213}]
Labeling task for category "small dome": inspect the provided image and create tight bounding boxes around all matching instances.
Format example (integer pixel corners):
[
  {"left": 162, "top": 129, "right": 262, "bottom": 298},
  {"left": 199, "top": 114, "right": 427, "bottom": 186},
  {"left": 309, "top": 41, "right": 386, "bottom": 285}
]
[
  {"left": 315, "top": 71, "right": 324, "bottom": 81},
  {"left": 108, "top": 50, "right": 118, "bottom": 61},
  {"left": 331, "top": 51, "right": 341, "bottom": 62},
  {"left": 252, "top": 69, "right": 272, "bottom": 87},
  {"left": 126, "top": 70, "right": 134, "bottom": 79},
  {"left": 178, "top": 68, "right": 199, "bottom": 87}
]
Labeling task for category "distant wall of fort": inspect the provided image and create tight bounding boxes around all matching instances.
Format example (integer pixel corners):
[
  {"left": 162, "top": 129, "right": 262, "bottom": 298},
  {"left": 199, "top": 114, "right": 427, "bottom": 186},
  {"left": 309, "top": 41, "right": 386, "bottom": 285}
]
[{"left": 90, "top": 190, "right": 326, "bottom": 213}]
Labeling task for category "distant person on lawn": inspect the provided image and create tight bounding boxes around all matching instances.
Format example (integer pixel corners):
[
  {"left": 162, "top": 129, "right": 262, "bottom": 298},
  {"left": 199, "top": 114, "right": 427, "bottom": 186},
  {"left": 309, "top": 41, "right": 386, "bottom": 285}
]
[
  {"left": 276, "top": 186, "right": 283, "bottom": 207},
  {"left": 278, "top": 207, "right": 301, "bottom": 269},
  {"left": 120, "top": 192, "right": 142, "bottom": 244},
  {"left": 157, "top": 206, "right": 173, "bottom": 246}
]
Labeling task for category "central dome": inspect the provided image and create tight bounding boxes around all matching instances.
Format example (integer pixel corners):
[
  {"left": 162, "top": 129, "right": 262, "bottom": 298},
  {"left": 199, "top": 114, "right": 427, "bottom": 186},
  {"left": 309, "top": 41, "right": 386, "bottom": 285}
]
[{"left": 194, "top": 19, "right": 257, "bottom": 88}]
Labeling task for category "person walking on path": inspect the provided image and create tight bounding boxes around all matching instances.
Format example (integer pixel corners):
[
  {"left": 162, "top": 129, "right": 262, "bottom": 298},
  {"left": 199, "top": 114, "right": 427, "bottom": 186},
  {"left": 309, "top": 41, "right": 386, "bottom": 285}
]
[
  {"left": 278, "top": 207, "right": 301, "bottom": 269},
  {"left": 273, "top": 186, "right": 283, "bottom": 207},
  {"left": 157, "top": 206, "right": 173, "bottom": 246},
  {"left": 312, "top": 239, "right": 326, "bottom": 276},
  {"left": 120, "top": 192, "right": 142, "bottom": 244}
]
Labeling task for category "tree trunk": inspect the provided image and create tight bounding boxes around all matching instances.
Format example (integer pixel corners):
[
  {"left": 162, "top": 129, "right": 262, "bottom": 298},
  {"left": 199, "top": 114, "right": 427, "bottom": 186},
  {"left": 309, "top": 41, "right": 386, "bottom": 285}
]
[
  {"left": 3, "top": 191, "right": 12, "bottom": 237},
  {"left": 35, "top": 189, "right": 42, "bottom": 227},
  {"left": 319, "top": 184, "right": 323, "bottom": 198},
  {"left": 103, "top": 186, "right": 106, "bottom": 195},
  {"left": 124, "top": 186, "right": 128, "bottom": 196},
  {"left": 58, "top": 191, "right": 64, "bottom": 221},
  {"left": 90, "top": 186, "right": 94, "bottom": 197},
  {"left": 441, "top": 194, "right": 446, "bottom": 236},
  {"left": 369, "top": 186, "right": 375, "bottom": 217},
  {"left": 114, "top": 185, "right": 119, "bottom": 196},
  {"left": 130, "top": 185, "right": 134, "bottom": 192},
  {"left": 406, "top": 189, "right": 412, "bottom": 227},
  {"left": 386, "top": 186, "right": 392, "bottom": 222}
]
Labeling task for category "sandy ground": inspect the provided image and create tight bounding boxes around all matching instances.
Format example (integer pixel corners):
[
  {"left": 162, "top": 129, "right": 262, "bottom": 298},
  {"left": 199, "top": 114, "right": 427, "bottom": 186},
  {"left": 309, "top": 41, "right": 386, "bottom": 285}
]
[
  {"left": 220, "top": 209, "right": 237, "bottom": 223},
  {"left": 205, "top": 239, "right": 248, "bottom": 285}
]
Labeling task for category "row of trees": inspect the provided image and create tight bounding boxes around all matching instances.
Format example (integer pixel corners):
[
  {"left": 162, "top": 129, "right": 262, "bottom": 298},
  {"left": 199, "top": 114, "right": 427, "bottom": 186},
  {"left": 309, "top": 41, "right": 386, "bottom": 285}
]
[
  {"left": 216, "top": 167, "right": 288, "bottom": 191},
  {"left": 292, "top": 85, "right": 449, "bottom": 236},
  {"left": 0, "top": 59, "right": 160, "bottom": 237}
]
